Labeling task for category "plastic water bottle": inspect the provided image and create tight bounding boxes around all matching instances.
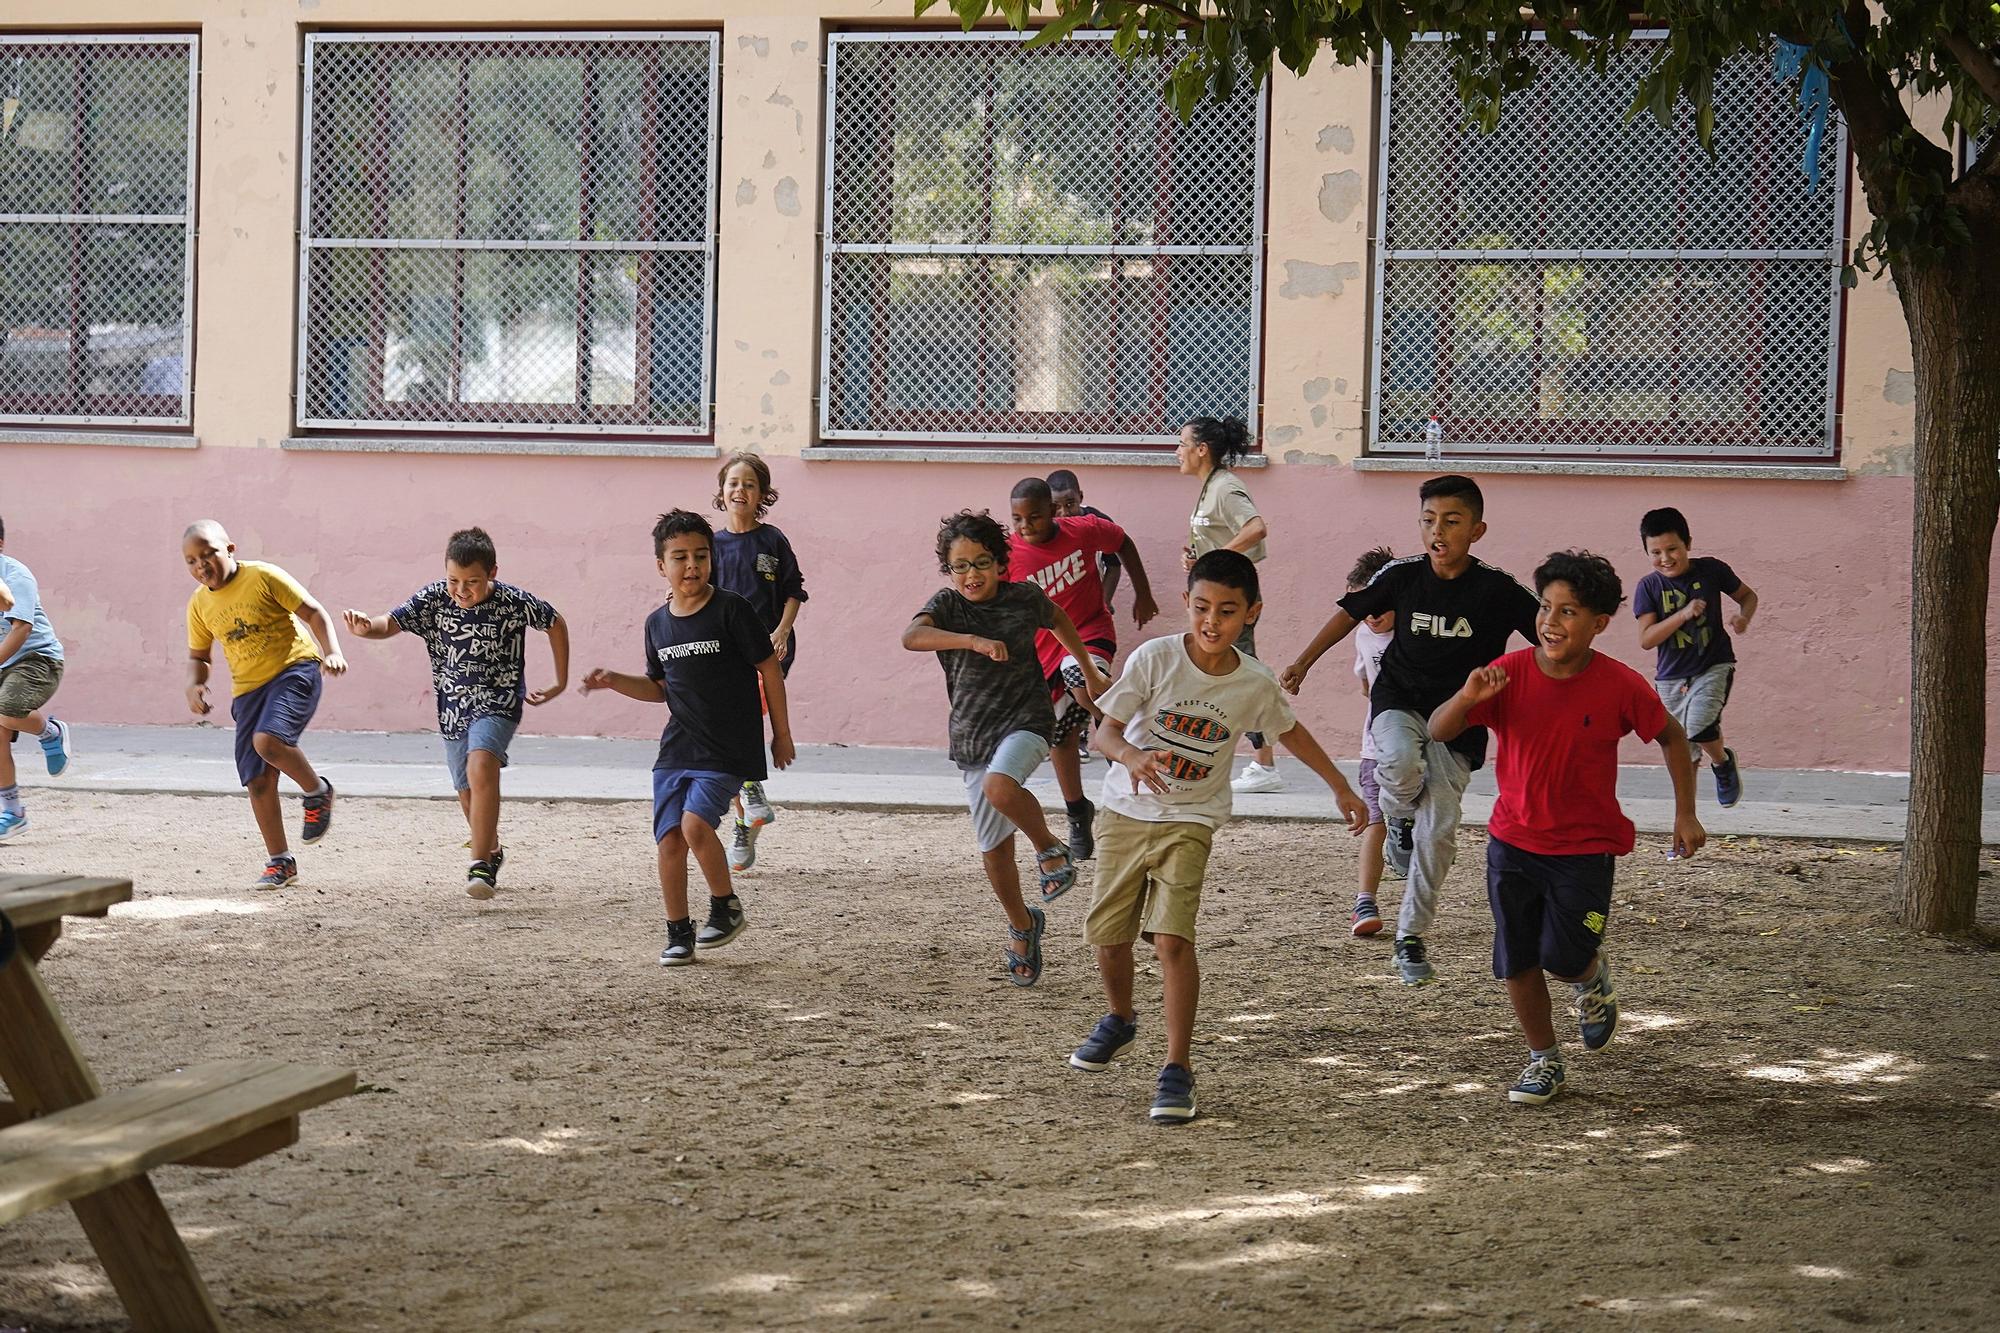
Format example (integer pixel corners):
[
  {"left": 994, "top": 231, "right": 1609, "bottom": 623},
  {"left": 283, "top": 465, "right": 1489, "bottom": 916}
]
[{"left": 1423, "top": 414, "right": 1443, "bottom": 463}]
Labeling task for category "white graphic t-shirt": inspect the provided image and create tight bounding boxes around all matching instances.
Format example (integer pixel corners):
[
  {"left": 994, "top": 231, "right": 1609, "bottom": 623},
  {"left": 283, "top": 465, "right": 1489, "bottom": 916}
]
[
  {"left": 1096, "top": 634, "right": 1295, "bottom": 830},
  {"left": 1352, "top": 621, "right": 1393, "bottom": 761}
]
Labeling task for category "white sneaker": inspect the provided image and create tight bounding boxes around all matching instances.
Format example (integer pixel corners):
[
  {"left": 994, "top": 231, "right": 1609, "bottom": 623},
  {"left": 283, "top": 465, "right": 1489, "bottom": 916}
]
[{"left": 1230, "top": 762, "right": 1284, "bottom": 794}]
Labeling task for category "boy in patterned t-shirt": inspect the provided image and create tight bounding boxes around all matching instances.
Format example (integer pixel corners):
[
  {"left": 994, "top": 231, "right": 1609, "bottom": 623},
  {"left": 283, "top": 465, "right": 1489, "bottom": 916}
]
[{"left": 345, "top": 527, "right": 567, "bottom": 898}]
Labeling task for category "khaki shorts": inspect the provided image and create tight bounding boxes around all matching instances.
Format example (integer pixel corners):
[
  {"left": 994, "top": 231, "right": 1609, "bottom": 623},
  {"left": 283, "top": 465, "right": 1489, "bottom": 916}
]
[
  {"left": 1083, "top": 810, "right": 1213, "bottom": 946},
  {"left": 0, "top": 653, "right": 61, "bottom": 722}
]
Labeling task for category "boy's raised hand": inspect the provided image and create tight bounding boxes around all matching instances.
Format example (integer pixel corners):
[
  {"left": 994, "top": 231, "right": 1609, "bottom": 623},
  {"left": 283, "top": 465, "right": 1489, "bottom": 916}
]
[
  {"left": 580, "top": 668, "right": 616, "bottom": 694},
  {"left": 968, "top": 635, "right": 1007, "bottom": 663},
  {"left": 1131, "top": 589, "right": 1159, "bottom": 628},
  {"left": 340, "top": 608, "right": 372, "bottom": 634},
  {"left": 525, "top": 681, "right": 565, "bottom": 706},
  {"left": 1459, "top": 664, "right": 1509, "bottom": 705},
  {"left": 321, "top": 651, "right": 348, "bottom": 677},
  {"left": 1278, "top": 662, "right": 1308, "bottom": 695},
  {"left": 1124, "top": 747, "right": 1174, "bottom": 795},
  {"left": 186, "top": 683, "right": 211, "bottom": 716},
  {"left": 1728, "top": 612, "right": 1751, "bottom": 635}
]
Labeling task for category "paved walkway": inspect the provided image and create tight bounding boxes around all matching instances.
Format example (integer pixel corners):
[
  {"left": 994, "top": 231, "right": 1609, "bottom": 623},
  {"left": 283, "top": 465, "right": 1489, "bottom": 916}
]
[{"left": 19, "top": 725, "right": 1999, "bottom": 844}]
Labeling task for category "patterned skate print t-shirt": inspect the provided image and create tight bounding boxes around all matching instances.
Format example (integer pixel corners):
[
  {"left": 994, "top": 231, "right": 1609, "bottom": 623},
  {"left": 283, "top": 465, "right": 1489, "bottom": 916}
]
[
  {"left": 1096, "top": 633, "right": 1295, "bottom": 830},
  {"left": 391, "top": 581, "right": 560, "bottom": 739}
]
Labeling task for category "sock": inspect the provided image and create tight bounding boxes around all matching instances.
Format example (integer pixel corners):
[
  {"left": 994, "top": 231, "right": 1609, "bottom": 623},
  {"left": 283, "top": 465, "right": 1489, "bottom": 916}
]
[
  {"left": 1065, "top": 796, "right": 1093, "bottom": 819},
  {"left": 37, "top": 719, "right": 59, "bottom": 742},
  {"left": 1571, "top": 956, "right": 1607, "bottom": 994},
  {"left": 1532, "top": 1045, "right": 1561, "bottom": 1064},
  {"left": 0, "top": 784, "right": 20, "bottom": 815}
]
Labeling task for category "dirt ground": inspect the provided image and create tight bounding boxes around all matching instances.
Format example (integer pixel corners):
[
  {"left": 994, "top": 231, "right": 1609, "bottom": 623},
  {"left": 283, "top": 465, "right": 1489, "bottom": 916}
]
[{"left": 1, "top": 789, "right": 1997, "bottom": 1332}]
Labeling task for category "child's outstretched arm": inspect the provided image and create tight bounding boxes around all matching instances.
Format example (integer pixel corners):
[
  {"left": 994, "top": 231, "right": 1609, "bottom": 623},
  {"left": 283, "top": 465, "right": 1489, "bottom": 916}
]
[
  {"left": 773, "top": 597, "right": 803, "bottom": 657},
  {"left": 902, "top": 614, "right": 1006, "bottom": 661},
  {"left": 1274, "top": 721, "right": 1368, "bottom": 834},
  {"left": 1047, "top": 606, "right": 1110, "bottom": 697},
  {"left": 1636, "top": 600, "right": 1705, "bottom": 651},
  {"left": 186, "top": 649, "right": 213, "bottom": 716},
  {"left": 757, "top": 654, "right": 795, "bottom": 770},
  {"left": 1726, "top": 581, "right": 1759, "bottom": 636},
  {"left": 1429, "top": 664, "right": 1510, "bottom": 744},
  {"left": 528, "top": 615, "right": 570, "bottom": 705},
  {"left": 580, "top": 668, "right": 666, "bottom": 704},
  {"left": 1280, "top": 608, "right": 1359, "bottom": 695},
  {"left": 295, "top": 593, "right": 347, "bottom": 676},
  {"left": 1113, "top": 535, "right": 1160, "bottom": 627},
  {"left": 340, "top": 608, "right": 403, "bottom": 641},
  {"left": 1656, "top": 717, "right": 1707, "bottom": 859},
  {"left": 1092, "top": 714, "right": 1171, "bottom": 795}
]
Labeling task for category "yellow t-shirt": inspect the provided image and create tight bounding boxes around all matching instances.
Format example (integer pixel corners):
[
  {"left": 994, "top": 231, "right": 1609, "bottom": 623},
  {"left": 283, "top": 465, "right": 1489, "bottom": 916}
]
[{"left": 187, "top": 561, "right": 322, "bottom": 696}]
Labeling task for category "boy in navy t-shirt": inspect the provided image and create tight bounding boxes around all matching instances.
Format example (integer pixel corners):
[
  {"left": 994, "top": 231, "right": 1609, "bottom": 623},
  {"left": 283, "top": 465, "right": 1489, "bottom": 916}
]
[
  {"left": 1431, "top": 551, "right": 1705, "bottom": 1106},
  {"left": 1632, "top": 507, "right": 1760, "bottom": 808},
  {"left": 584, "top": 510, "right": 794, "bottom": 968}
]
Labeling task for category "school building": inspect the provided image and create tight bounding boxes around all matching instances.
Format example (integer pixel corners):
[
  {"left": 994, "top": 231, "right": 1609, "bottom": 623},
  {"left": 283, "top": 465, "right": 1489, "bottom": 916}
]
[{"left": 6, "top": 5, "right": 1996, "bottom": 772}]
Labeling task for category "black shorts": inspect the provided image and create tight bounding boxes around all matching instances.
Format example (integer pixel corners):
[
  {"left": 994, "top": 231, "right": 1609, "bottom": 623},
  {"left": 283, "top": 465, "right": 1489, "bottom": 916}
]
[{"left": 1487, "top": 835, "right": 1615, "bottom": 980}]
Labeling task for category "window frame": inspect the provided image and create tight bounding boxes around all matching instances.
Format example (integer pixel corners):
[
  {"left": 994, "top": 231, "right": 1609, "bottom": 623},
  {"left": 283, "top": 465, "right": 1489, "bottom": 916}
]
[
  {"left": 817, "top": 29, "right": 1269, "bottom": 449},
  {"left": 1367, "top": 31, "right": 1849, "bottom": 462},
  {"left": 294, "top": 29, "right": 722, "bottom": 437},
  {"left": 0, "top": 33, "right": 199, "bottom": 430}
]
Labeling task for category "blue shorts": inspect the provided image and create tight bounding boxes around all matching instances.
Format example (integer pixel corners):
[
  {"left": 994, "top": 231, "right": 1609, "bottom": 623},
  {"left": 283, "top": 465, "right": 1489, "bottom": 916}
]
[
  {"left": 444, "top": 714, "right": 518, "bottom": 792},
  {"left": 1486, "top": 835, "right": 1615, "bottom": 980},
  {"left": 652, "top": 768, "right": 741, "bottom": 842},
  {"left": 231, "top": 662, "right": 322, "bottom": 786},
  {"left": 1357, "top": 758, "right": 1383, "bottom": 826},
  {"left": 960, "top": 729, "right": 1053, "bottom": 853}
]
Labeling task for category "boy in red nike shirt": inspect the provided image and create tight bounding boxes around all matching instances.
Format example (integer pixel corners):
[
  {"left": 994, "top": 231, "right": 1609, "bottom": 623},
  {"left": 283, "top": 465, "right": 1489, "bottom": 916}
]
[
  {"left": 1429, "top": 551, "right": 1705, "bottom": 1107},
  {"left": 1008, "top": 477, "right": 1160, "bottom": 861}
]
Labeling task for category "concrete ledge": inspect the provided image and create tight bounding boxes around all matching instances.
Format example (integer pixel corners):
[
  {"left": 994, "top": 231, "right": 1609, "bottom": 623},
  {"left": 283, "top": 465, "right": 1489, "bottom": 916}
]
[
  {"left": 1353, "top": 456, "right": 1847, "bottom": 481},
  {"left": 0, "top": 429, "right": 198, "bottom": 449},
  {"left": 282, "top": 435, "right": 720, "bottom": 459},
  {"left": 803, "top": 445, "right": 1265, "bottom": 467}
]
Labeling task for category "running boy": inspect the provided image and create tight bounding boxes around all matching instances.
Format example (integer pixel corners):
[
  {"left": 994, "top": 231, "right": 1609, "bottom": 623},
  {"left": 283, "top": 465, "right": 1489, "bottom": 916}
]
[
  {"left": 583, "top": 510, "right": 793, "bottom": 967},
  {"left": 1429, "top": 551, "right": 1705, "bottom": 1105},
  {"left": 1345, "top": 545, "right": 1397, "bottom": 938},
  {"left": 1047, "top": 469, "right": 1125, "bottom": 613},
  {"left": 902, "top": 509, "right": 1108, "bottom": 988},
  {"left": 1280, "top": 476, "right": 1538, "bottom": 985},
  {"left": 1071, "top": 550, "right": 1367, "bottom": 1124},
  {"left": 183, "top": 521, "right": 345, "bottom": 889},
  {"left": 342, "top": 527, "right": 567, "bottom": 899},
  {"left": 1633, "top": 507, "right": 1759, "bottom": 807},
  {"left": 0, "top": 516, "right": 74, "bottom": 840},
  {"left": 711, "top": 451, "right": 807, "bottom": 873},
  {"left": 1008, "top": 476, "right": 1159, "bottom": 861}
]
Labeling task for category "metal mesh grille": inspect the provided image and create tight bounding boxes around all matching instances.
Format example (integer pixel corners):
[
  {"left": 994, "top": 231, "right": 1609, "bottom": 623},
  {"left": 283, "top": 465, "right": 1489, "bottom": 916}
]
[
  {"left": 0, "top": 37, "right": 196, "bottom": 427},
  {"left": 298, "top": 33, "right": 718, "bottom": 434},
  {"left": 1373, "top": 36, "right": 1845, "bottom": 457},
  {"left": 821, "top": 33, "right": 1264, "bottom": 445}
]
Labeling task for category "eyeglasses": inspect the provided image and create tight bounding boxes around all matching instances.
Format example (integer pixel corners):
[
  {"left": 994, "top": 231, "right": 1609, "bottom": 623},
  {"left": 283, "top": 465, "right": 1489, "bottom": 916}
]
[{"left": 947, "top": 556, "right": 998, "bottom": 575}]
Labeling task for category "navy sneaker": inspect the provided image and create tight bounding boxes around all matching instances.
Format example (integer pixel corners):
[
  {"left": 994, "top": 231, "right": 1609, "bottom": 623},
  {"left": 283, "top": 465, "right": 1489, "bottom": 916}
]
[
  {"left": 1508, "top": 1055, "right": 1567, "bottom": 1105},
  {"left": 696, "top": 894, "right": 747, "bottom": 949},
  {"left": 39, "top": 718, "right": 71, "bottom": 777},
  {"left": 659, "top": 919, "right": 697, "bottom": 967},
  {"left": 301, "top": 779, "right": 334, "bottom": 846},
  {"left": 1150, "top": 1063, "right": 1197, "bottom": 1124},
  {"left": 1573, "top": 956, "right": 1619, "bottom": 1050},
  {"left": 254, "top": 856, "right": 298, "bottom": 891},
  {"left": 1713, "top": 749, "right": 1743, "bottom": 808},
  {"left": 1350, "top": 895, "right": 1383, "bottom": 937},
  {"left": 1068, "top": 800, "right": 1096, "bottom": 862},
  {"left": 1069, "top": 1013, "right": 1139, "bottom": 1071},
  {"left": 466, "top": 859, "right": 499, "bottom": 900},
  {"left": 1394, "top": 935, "right": 1435, "bottom": 985}
]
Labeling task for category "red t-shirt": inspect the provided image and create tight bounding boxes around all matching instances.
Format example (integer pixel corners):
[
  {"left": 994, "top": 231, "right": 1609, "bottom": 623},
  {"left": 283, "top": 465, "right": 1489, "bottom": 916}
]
[
  {"left": 1466, "top": 647, "right": 1669, "bottom": 856},
  {"left": 1008, "top": 514, "right": 1126, "bottom": 679}
]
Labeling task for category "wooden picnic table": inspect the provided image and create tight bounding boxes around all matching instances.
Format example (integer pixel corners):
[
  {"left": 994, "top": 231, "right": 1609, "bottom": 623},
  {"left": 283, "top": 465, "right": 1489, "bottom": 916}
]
[{"left": 0, "top": 873, "right": 355, "bottom": 1332}]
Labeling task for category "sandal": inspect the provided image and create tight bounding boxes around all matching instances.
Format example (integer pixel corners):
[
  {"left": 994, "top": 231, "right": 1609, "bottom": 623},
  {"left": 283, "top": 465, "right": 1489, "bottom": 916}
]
[
  {"left": 1037, "top": 843, "right": 1077, "bottom": 903},
  {"left": 1004, "top": 905, "right": 1046, "bottom": 987}
]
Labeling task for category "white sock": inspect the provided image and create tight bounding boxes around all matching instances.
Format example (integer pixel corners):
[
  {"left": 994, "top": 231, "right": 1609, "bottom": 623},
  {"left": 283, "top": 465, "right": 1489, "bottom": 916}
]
[
  {"left": 0, "top": 784, "right": 21, "bottom": 815},
  {"left": 37, "top": 719, "right": 60, "bottom": 742}
]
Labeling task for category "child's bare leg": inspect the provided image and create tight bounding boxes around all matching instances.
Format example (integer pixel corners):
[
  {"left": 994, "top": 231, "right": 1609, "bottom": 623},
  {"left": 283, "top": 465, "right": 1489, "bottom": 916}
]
[
  {"left": 457, "top": 789, "right": 473, "bottom": 839},
  {"left": 1095, "top": 942, "right": 1136, "bottom": 1018},
  {"left": 246, "top": 769, "right": 287, "bottom": 857},
  {"left": 1255, "top": 741, "right": 1276, "bottom": 768},
  {"left": 1698, "top": 736, "right": 1729, "bottom": 766},
  {"left": 466, "top": 750, "right": 502, "bottom": 862},
  {"left": 0, "top": 707, "right": 47, "bottom": 740},
  {"left": 251, "top": 732, "right": 321, "bottom": 794},
  {"left": 1050, "top": 730, "right": 1086, "bottom": 802},
  {"left": 0, "top": 736, "right": 15, "bottom": 790},
  {"left": 1504, "top": 969, "right": 1558, "bottom": 1051},
  {"left": 656, "top": 830, "right": 690, "bottom": 920},
  {"left": 982, "top": 772, "right": 1061, "bottom": 859},
  {"left": 1359, "top": 823, "right": 1387, "bottom": 899},
  {"left": 980, "top": 837, "right": 1036, "bottom": 980},
  {"left": 1155, "top": 933, "right": 1200, "bottom": 1068},
  {"left": 682, "top": 812, "right": 733, "bottom": 902}
]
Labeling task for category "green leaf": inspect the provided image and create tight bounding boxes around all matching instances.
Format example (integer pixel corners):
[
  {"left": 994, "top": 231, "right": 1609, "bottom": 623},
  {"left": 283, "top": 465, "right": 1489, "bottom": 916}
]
[{"left": 1024, "top": 9, "right": 1091, "bottom": 49}]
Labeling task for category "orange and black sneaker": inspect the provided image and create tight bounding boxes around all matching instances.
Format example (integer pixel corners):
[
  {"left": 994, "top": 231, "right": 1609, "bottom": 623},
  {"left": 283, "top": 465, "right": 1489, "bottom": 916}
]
[
  {"left": 301, "top": 778, "right": 335, "bottom": 846},
  {"left": 254, "top": 856, "right": 298, "bottom": 891}
]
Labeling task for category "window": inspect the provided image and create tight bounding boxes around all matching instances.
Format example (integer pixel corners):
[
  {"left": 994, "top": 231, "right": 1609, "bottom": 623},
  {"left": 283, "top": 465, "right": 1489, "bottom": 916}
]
[
  {"left": 297, "top": 33, "right": 719, "bottom": 435},
  {"left": 1371, "top": 35, "right": 1846, "bottom": 459},
  {"left": 0, "top": 35, "right": 197, "bottom": 428},
  {"left": 820, "top": 32, "right": 1265, "bottom": 447}
]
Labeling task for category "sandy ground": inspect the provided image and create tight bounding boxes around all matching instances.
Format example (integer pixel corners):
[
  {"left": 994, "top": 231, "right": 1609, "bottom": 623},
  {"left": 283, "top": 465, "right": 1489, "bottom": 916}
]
[{"left": 1, "top": 789, "right": 1997, "bottom": 1332}]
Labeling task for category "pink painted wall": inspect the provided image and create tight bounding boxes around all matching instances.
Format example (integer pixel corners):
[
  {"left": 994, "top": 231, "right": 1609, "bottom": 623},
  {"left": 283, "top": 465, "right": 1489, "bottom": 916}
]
[{"left": 22, "top": 444, "right": 2000, "bottom": 771}]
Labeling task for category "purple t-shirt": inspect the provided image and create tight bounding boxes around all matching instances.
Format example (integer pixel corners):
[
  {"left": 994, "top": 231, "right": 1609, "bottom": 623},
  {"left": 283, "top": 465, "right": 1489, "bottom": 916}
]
[{"left": 1633, "top": 557, "right": 1742, "bottom": 679}]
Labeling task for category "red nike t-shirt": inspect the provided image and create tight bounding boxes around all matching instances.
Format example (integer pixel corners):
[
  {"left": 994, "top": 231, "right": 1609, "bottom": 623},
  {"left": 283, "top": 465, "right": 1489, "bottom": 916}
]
[
  {"left": 1466, "top": 647, "right": 1670, "bottom": 856},
  {"left": 1008, "top": 514, "right": 1126, "bottom": 679}
]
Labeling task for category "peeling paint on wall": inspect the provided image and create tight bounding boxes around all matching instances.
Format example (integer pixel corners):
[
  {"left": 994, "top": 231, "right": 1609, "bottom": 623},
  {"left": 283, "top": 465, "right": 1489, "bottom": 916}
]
[
  {"left": 1334, "top": 378, "right": 1348, "bottom": 396},
  {"left": 774, "top": 177, "right": 801, "bottom": 217},
  {"left": 771, "top": 369, "right": 791, "bottom": 385},
  {"left": 1303, "top": 376, "right": 1330, "bottom": 403},
  {"left": 1316, "top": 125, "right": 1354, "bottom": 153},
  {"left": 1882, "top": 369, "right": 1915, "bottom": 404},
  {"left": 738, "top": 35, "right": 770, "bottom": 58},
  {"left": 793, "top": 40, "right": 809, "bottom": 54},
  {"left": 1278, "top": 259, "right": 1362, "bottom": 299},
  {"left": 1310, "top": 404, "right": 1328, "bottom": 427},
  {"left": 1268, "top": 424, "right": 1302, "bottom": 446},
  {"left": 762, "top": 150, "right": 778, "bottom": 169},
  {"left": 735, "top": 179, "right": 757, "bottom": 206},
  {"left": 1317, "top": 170, "right": 1363, "bottom": 223}
]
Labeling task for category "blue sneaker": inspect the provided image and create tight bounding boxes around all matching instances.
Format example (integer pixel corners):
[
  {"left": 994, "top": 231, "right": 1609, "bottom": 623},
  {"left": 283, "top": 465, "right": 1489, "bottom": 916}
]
[
  {"left": 1350, "top": 895, "right": 1383, "bottom": 937},
  {"left": 0, "top": 810, "right": 25, "bottom": 841},
  {"left": 1573, "top": 956, "right": 1619, "bottom": 1050},
  {"left": 1149, "top": 1063, "right": 1197, "bottom": 1124},
  {"left": 1394, "top": 935, "right": 1435, "bottom": 985},
  {"left": 1069, "top": 1013, "right": 1138, "bottom": 1071},
  {"left": 1508, "top": 1055, "right": 1567, "bottom": 1105},
  {"left": 1713, "top": 749, "right": 1743, "bottom": 808},
  {"left": 39, "top": 718, "right": 71, "bottom": 777}
]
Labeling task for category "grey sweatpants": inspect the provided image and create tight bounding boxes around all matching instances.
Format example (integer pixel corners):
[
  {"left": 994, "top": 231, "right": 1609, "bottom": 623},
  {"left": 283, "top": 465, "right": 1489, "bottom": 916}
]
[{"left": 1368, "top": 708, "right": 1474, "bottom": 939}]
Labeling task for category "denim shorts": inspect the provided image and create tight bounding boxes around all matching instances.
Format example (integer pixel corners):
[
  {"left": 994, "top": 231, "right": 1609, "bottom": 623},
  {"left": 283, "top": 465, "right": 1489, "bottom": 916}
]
[
  {"left": 960, "top": 729, "right": 1053, "bottom": 853},
  {"left": 231, "top": 661, "right": 322, "bottom": 786},
  {"left": 1357, "top": 758, "right": 1383, "bottom": 826},
  {"left": 652, "top": 768, "right": 741, "bottom": 842},
  {"left": 444, "top": 714, "right": 518, "bottom": 793}
]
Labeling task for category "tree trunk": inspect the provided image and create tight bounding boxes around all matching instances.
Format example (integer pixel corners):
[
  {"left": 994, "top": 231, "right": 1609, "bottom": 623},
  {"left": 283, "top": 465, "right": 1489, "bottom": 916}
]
[{"left": 1893, "top": 246, "right": 2000, "bottom": 934}]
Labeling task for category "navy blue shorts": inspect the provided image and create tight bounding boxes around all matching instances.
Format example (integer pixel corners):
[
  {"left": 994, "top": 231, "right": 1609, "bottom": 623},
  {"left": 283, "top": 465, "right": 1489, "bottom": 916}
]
[
  {"left": 1486, "top": 835, "right": 1615, "bottom": 980},
  {"left": 231, "top": 661, "right": 323, "bottom": 786},
  {"left": 652, "top": 768, "right": 740, "bottom": 842}
]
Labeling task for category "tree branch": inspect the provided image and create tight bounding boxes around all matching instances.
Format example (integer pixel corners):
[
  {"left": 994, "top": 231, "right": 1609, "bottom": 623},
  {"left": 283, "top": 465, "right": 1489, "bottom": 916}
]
[{"left": 1943, "top": 35, "right": 2000, "bottom": 106}]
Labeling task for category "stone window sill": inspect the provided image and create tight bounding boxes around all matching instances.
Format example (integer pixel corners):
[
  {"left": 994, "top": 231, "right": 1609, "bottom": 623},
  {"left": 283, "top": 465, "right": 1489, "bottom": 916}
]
[
  {"left": 802, "top": 445, "right": 1265, "bottom": 468},
  {"left": 1352, "top": 456, "right": 1845, "bottom": 481},
  {"left": 1, "top": 429, "right": 197, "bottom": 450},
  {"left": 282, "top": 436, "right": 720, "bottom": 459}
]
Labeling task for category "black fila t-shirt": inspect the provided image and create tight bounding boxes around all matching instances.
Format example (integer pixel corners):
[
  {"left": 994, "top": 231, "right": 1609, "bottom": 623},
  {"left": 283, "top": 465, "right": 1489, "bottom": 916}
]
[
  {"left": 1337, "top": 555, "right": 1540, "bottom": 768},
  {"left": 643, "top": 588, "right": 775, "bottom": 779}
]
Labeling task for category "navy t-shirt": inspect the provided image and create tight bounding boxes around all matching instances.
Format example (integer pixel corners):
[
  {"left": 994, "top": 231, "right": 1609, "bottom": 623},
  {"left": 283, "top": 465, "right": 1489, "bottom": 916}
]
[
  {"left": 389, "top": 581, "right": 559, "bottom": 739},
  {"left": 643, "top": 589, "right": 775, "bottom": 779},
  {"left": 712, "top": 523, "right": 807, "bottom": 674},
  {"left": 1337, "top": 555, "right": 1540, "bottom": 769},
  {"left": 1633, "top": 557, "right": 1742, "bottom": 679}
]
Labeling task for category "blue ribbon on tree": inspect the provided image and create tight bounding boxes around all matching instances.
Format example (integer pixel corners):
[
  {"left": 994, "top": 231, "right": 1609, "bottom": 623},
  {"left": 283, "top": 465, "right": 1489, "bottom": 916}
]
[{"left": 1773, "top": 39, "right": 1831, "bottom": 194}]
